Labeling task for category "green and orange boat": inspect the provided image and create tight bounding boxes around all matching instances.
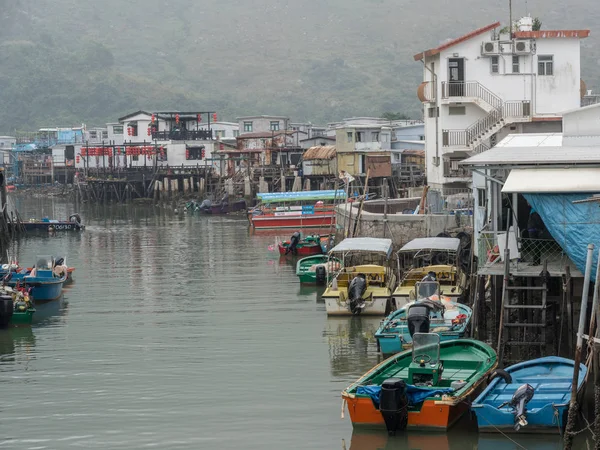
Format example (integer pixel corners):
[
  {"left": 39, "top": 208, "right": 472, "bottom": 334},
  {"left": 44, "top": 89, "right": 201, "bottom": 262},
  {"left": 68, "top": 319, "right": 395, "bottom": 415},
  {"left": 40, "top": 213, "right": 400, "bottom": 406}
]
[{"left": 341, "top": 333, "right": 497, "bottom": 434}]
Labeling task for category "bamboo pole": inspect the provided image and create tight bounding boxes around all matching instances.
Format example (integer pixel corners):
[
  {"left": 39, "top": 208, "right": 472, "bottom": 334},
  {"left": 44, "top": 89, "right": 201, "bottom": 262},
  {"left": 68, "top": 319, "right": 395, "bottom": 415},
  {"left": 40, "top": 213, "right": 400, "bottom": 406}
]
[
  {"left": 564, "top": 243, "right": 595, "bottom": 450},
  {"left": 351, "top": 168, "right": 370, "bottom": 238}
]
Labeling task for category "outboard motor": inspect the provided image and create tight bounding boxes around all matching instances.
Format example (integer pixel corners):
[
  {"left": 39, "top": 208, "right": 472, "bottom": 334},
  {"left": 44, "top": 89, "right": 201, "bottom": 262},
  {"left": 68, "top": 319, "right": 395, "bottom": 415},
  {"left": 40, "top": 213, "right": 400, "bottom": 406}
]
[
  {"left": 286, "top": 232, "right": 301, "bottom": 255},
  {"left": 0, "top": 295, "right": 14, "bottom": 328},
  {"left": 499, "top": 383, "right": 535, "bottom": 431},
  {"left": 348, "top": 274, "right": 367, "bottom": 314},
  {"left": 69, "top": 213, "right": 82, "bottom": 224},
  {"left": 315, "top": 265, "right": 327, "bottom": 285},
  {"left": 379, "top": 378, "right": 409, "bottom": 436},
  {"left": 199, "top": 199, "right": 212, "bottom": 212},
  {"left": 407, "top": 304, "right": 431, "bottom": 337}
]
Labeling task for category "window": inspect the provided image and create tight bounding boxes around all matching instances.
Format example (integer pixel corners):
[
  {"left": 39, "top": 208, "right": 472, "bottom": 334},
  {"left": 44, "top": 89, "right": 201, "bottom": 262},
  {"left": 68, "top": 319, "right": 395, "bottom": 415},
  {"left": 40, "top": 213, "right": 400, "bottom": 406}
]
[
  {"left": 89, "top": 130, "right": 97, "bottom": 140},
  {"left": 346, "top": 132, "right": 353, "bottom": 142},
  {"left": 491, "top": 56, "right": 499, "bottom": 74},
  {"left": 270, "top": 121, "right": 280, "bottom": 131},
  {"left": 233, "top": 130, "right": 239, "bottom": 137},
  {"left": 538, "top": 55, "right": 553, "bottom": 75},
  {"left": 186, "top": 146, "right": 205, "bottom": 160},
  {"left": 449, "top": 106, "right": 466, "bottom": 115},
  {"left": 102, "top": 131, "right": 108, "bottom": 140},
  {"left": 65, "top": 145, "right": 75, "bottom": 160},
  {"left": 419, "top": 135, "right": 425, "bottom": 141},
  {"left": 512, "top": 55, "right": 520, "bottom": 73},
  {"left": 113, "top": 126, "right": 123, "bottom": 135},
  {"left": 394, "top": 153, "right": 401, "bottom": 161},
  {"left": 428, "top": 107, "right": 439, "bottom": 118},
  {"left": 215, "top": 130, "right": 226, "bottom": 138},
  {"left": 132, "top": 155, "right": 139, "bottom": 161},
  {"left": 356, "top": 132, "right": 364, "bottom": 142},
  {"left": 372, "top": 132, "right": 380, "bottom": 142},
  {"left": 243, "top": 122, "right": 253, "bottom": 132}
]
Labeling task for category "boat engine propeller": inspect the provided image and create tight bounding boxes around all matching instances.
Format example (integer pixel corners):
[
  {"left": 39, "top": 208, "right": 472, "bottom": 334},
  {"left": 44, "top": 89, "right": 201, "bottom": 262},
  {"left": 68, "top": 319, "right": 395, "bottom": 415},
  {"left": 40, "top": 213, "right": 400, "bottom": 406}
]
[
  {"left": 379, "top": 378, "right": 408, "bottom": 436},
  {"left": 498, "top": 383, "right": 535, "bottom": 431},
  {"left": 286, "top": 232, "right": 301, "bottom": 255},
  {"left": 348, "top": 274, "right": 367, "bottom": 314}
]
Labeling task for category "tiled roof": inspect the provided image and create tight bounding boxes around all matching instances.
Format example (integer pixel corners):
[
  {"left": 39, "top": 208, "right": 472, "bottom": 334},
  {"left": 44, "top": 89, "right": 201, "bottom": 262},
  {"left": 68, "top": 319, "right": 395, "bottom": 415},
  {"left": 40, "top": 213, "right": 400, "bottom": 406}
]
[{"left": 414, "top": 22, "right": 501, "bottom": 61}]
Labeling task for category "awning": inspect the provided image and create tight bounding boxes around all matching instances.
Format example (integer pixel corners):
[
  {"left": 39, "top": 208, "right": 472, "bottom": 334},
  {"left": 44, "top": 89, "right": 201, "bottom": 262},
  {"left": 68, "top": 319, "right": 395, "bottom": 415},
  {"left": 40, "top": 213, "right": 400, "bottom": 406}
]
[
  {"left": 502, "top": 168, "right": 600, "bottom": 193},
  {"left": 399, "top": 237, "right": 461, "bottom": 252},
  {"left": 329, "top": 238, "right": 393, "bottom": 257}
]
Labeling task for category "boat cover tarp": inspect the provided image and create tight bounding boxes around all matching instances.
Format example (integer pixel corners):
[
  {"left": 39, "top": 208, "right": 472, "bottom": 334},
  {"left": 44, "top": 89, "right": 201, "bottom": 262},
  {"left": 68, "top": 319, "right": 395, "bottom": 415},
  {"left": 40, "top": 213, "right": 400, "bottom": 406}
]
[
  {"left": 524, "top": 193, "right": 600, "bottom": 279},
  {"left": 256, "top": 190, "right": 346, "bottom": 203},
  {"left": 356, "top": 384, "right": 454, "bottom": 407},
  {"left": 329, "top": 238, "right": 393, "bottom": 257},
  {"left": 399, "top": 237, "right": 461, "bottom": 252}
]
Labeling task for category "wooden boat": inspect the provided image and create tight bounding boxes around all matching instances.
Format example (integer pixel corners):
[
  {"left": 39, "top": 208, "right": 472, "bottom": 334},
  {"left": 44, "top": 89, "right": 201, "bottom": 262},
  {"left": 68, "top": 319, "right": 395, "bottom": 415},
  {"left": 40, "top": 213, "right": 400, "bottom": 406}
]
[
  {"left": 3, "top": 257, "right": 74, "bottom": 285},
  {"left": 375, "top": 287, "right": 472, "bottom": 354},
  {"left": 22, "top": 213, "right": 84, "bottom": 232},
  {"left": 322, "top": 238, "right": 396, "bottom": 316},
  {"left": 393, "top": 238, "right": 467, "bottom": 309},
  {"left": 472, "top": 356, "right": 587, "bottom": 433},
  {"left": 8, "top": 256, "right": 66, "bottom": 301},
  {"left": 296, "top": 255, "right": 341, "bottom": 284},
  {"left": 248, "top": 190, "right": 346, "bottom": 230},
  {"left": 0, "top": 286, "right": 35, "bottom": 326},
  {"left": 278, "top": 233, "right": 332, "bottom": 256},
  {"left": 341, "top": 333, "right": 497, "bottom": 433}
]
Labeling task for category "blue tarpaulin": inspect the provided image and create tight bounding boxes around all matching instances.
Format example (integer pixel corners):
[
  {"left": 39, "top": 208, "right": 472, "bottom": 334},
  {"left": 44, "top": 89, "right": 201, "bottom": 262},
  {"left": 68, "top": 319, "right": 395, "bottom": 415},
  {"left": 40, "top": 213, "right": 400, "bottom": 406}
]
[
  {"left": 524, "top": 193, "right": 600, "bottom": 279},
  {"left": 356, "top": 384, "right": 454, "bottom": 407}
]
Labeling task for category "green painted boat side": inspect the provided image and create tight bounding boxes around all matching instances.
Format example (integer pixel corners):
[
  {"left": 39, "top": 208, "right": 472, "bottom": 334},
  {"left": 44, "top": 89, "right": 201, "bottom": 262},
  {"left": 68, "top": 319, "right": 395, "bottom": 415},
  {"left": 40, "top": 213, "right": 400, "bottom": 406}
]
[
  {"left": 296, "top": 255, "right": 340, "bottom": 284},
  {"left": 344, "top": 338, "right": 497, "bottom": 408},
  {"left": 10, "top": 308, "right": 36, "bottom": 325}
]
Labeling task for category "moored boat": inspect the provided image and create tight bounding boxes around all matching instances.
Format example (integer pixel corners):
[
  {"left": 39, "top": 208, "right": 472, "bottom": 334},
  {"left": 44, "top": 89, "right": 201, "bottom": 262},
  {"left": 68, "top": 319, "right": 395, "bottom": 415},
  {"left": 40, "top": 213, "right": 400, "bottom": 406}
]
[
  {"left": 248, "top": 190, "right": 346, "bottom": 230},
  {"left": 278, "top": 232, "right": 332, "bottom": 256},
  {"left": 296, "top": 255, "right": 341, "bottom": 284},
  {"left": 375, "top": 286, "right": 472, "bottom": 354},
  {"left": 393, "top": 238, "right": 468, "bottom": 309},
  {"left": 472, "top": 356, "right": 586, "bottom": 433},
  {"left": 322, "top": 238, "right": 396, "bottom": 316},
  {"left": 22, "top": 213, "right": 84, "bottom": 232},
  {"left": 1, "top": 286, "right": 35, "bottom": 326},
  {"left": 11, "top": 256, "right": 66, "bottom": 302},
  {"left": 342, "top": 333, "right": 497, "bottom": 433}
]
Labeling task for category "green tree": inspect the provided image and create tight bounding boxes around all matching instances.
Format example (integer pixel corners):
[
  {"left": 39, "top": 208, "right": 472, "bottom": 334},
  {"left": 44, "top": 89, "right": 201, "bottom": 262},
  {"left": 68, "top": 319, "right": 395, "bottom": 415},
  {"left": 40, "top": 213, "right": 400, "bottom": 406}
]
[
  {"left": 533, "top": 17, "right": 542, "bottom": 31},
  {"left": 382, "top": 112, "right": 411, "bottom": 121}
]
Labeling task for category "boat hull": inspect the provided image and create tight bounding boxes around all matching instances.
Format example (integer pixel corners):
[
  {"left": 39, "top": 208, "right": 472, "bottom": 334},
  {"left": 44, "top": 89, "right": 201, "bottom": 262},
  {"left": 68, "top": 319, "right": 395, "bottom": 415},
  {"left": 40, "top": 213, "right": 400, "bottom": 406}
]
[
  {"left": 324, "top": 296, "right": 390, "bottom": 316},
  {"left": 22, "top": 222, "right": 84, "bottom": 232},
  {"left": 278, "top": 242, "right": 323, "bottom": 256},
  {"left": 21, "top": 277, "right": 65, "bottom": 301},
  {"left": 10, "top": 308, "right": 35, "bottom": 325},
  {"left": 250, "top": 212, "right": 335, "bottom": 230},
  {"left": 210, "top": 200, "right": 247, "bottom": 215}
]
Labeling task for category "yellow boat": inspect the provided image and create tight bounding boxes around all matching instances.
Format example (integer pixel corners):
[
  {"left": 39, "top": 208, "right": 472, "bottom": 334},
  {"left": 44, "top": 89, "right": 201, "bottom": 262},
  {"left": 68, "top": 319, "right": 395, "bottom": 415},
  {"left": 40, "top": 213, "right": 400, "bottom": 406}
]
[
  {"left": 322, "top": 238, "right": 397, "bottom": 316},
  {"left": 393, "top": 238, "right": 468, "bottom": 309}
]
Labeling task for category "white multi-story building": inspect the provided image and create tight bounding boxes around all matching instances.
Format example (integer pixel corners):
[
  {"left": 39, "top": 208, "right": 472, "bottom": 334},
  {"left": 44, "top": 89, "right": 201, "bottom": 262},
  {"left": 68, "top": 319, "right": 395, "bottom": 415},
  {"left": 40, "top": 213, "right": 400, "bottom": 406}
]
[{"left": 415, "top": 18, "right": 590, "bottom": 190}]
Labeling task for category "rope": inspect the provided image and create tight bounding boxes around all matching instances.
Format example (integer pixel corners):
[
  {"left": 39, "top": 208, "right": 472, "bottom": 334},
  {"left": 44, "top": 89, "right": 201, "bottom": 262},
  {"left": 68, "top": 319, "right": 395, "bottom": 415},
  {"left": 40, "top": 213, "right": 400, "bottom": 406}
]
[{"left": 477, "top": 414, "right": 529, "bottom": 450}]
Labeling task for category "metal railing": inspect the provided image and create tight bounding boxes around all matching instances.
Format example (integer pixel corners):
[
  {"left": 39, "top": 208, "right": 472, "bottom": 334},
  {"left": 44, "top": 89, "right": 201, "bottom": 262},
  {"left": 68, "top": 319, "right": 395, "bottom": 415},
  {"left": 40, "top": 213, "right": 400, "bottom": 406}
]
[
  {"left": 477, "top": 232, "right": 566, "bottom": 267},
  {"left": 503, "top": 100, "right": 531, "bottom": 119},
  {"left": 441, "top": 81, "right": 503, "bottom": 110},
  {"left": 465, "top": 108, "right": 503, "bottom": 146},
  {"left": 442, "top": 129, "right": 467, "bottom": 147},
  {"left": 472, "top": 142, "right": 490, "bottom": 154},
  {"left": 151, "top": 130, "right": 213, "bottom": 141},
  {"left": 443, "top": 160, "right": 471, "bottom": 178}
]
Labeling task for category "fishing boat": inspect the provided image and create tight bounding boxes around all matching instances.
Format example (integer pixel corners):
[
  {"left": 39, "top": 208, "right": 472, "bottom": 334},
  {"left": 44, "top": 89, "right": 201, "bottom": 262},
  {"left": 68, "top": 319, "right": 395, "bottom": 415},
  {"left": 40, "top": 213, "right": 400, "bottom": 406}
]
[
  {"left": 296, "top": 255, "right": 341, "bottom": 284},
  {"left": 248, "top": 189, "right": 346, "bottom": 230},
  {"left": 393, "top": 238, "right": 468, "bottom": 309},
  {"left": 2, "top": 257, "right": 74, "bottom": 284},
  {"left": 278, "top": 232, "right": 332, "bottom": 256},
  {"left": 341, "top": 333, "right": 497, "bottom": 433},
  {"left": 322, "top": 238, "right": 397, "bottom": 316},
  {"left": 9, "top": 256, "right": 66, "bottom": 301},
  {"left": 472, "top": 356, "right": 587, "bottom": 433},
  {"left": 22, "top": 213, "right": 84, "bottom": 232},
  {"left": 375, "top": 283, "right": 472, "bottom": 354},
  {"left": 0, "top": 286, "right": 35, "bottom": 326}
]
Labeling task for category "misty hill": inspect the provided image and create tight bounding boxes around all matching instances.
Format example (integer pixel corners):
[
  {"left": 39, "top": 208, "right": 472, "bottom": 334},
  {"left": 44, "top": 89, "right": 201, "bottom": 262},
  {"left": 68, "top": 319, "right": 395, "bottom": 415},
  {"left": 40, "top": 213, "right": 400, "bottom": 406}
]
[{"left": 0, "top": 0, "right": 598, "bottom": 132}]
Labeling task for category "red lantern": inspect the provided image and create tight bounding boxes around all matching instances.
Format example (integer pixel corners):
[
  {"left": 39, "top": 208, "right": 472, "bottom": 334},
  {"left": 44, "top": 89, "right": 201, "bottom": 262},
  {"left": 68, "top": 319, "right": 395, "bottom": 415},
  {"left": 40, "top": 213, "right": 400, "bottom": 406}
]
[
  {"left": 151, "top": 114, "right": 156, "bottom": 123},
  {"left": 201, "top": 148, "right": 206, "bottom": 159},
  {"left": 127, "top": 127, "right": 132, "bottom": 136},
  {"left": 212, "top": 113, "right": 217, "bottom": 122},
  {"left": 185, "top": 149, "right": 190, "bottom": 160},
  {"left": 147, "top": 127, "right": 151, "bottom": 136},
  {"left": 76, "top": 155, "right": 80, "bottom": 163},
  {"left": 175, "top": 114, "right": 180, "bottom": 124},
  {"left": 197, "top": 114, "right": 201, "bottom": 122}
]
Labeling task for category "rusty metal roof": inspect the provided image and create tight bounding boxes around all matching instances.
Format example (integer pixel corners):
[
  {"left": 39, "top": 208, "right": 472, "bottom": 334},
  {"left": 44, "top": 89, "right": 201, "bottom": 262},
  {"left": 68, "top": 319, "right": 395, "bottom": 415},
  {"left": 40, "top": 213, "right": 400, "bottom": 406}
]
[{"left": 303, "top": 145, "right": 336, "bottom": 160}]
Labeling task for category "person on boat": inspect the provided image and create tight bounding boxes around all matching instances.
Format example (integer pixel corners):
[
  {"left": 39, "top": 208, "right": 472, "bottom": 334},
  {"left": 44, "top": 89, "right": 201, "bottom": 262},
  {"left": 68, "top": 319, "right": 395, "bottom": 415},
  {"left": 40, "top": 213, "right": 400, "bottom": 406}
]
[
  {"left": 418, "top": 271, "right": 438, "bottom": 298},
  {"left": 286, "top": 231, "right": 301, "bottom": 255}
]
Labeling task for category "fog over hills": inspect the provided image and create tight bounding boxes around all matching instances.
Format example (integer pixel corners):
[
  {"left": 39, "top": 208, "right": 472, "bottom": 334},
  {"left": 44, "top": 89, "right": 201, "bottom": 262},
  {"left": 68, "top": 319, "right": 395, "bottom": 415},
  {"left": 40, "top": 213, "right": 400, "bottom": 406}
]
[{"left": 0, "top": 0, "right": 597, "bottom": 131}]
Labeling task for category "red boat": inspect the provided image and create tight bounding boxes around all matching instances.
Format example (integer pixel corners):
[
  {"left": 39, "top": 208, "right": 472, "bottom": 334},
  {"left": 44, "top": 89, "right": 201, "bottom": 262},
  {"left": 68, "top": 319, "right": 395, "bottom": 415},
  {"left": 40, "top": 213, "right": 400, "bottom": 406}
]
[
  {"left": 277, "top": 234, "right": 330, "bottom": 256},
  {"left": 248, "top": 190, "right": 346, "bottom": 230}
]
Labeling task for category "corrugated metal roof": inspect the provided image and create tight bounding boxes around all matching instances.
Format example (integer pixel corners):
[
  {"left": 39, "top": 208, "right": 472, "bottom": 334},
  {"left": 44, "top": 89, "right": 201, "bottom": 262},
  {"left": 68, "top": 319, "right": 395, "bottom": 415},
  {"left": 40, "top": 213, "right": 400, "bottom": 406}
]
[
  {"left": 461, "top": 146, "right": 600, "bottom": 167},
  {"left": 399, "top": 237, "right": 460, "bottom": 252},
  {"left": 496, "top": 133, "right": 563, "bottom": 147},
  {"left": 329, "top": 238, "right": 393, "bottom": 257},
  {"left": 502, "top": 168, "right": 600, "bottom": 193},
  {"left": 303, "top": 145, "right": 336, "bottom": 160}
]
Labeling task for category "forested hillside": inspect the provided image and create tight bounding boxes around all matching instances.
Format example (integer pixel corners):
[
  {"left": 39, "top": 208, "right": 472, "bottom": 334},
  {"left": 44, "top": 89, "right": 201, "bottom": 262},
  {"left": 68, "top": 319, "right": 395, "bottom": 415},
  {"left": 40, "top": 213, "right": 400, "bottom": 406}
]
[{"left": 0, "top": 0, "right": 597, "bottom": 131}]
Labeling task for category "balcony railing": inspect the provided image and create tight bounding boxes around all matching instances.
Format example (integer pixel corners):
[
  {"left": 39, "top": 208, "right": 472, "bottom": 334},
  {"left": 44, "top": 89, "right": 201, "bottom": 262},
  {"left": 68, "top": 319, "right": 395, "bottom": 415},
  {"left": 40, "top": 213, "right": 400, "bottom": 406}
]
[
  {"left": 443, "top": 159, "right": 471, "bottom": 178},
  {"left": 503, "top": 100, "right": 531, "bottom": 119},
  {"left": 442, "top": 129, "right": 467, "bottom": 147},
  {"left": 441, "top": 81, "right": 503, "bottom": 110},
  {"left": 152, "top": 130, "right": 213, "bottom": 141}
]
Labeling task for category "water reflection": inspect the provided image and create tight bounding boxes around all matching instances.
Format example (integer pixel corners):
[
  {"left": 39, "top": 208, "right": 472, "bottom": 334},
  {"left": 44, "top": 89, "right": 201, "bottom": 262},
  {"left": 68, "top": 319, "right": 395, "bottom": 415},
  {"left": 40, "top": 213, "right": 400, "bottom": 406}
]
[
  {"left": 0, "top": 327, "right": 36, "bottom": 368},
  {"left": 33, "top": 295, "right": 68, "bottom": 324},
  {"left": 325, "top": 316, "right": 383, "bottom": 379},
  {"left": 346, "top": 428, "right": 478, "bottom": 450}
]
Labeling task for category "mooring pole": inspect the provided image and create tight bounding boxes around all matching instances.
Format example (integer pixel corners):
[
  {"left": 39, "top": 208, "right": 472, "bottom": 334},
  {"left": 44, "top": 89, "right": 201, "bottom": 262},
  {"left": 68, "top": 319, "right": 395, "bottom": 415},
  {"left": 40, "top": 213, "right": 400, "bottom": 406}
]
[{"left": 564, "top": 243, "right": 595, "bottom": 449}]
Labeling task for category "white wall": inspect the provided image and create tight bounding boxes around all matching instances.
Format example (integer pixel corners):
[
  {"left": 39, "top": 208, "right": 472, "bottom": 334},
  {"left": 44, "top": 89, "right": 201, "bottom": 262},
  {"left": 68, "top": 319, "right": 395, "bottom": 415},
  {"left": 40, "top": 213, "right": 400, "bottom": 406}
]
[{"left": 563, "top": 104, "right": 600, "bottom": 138}]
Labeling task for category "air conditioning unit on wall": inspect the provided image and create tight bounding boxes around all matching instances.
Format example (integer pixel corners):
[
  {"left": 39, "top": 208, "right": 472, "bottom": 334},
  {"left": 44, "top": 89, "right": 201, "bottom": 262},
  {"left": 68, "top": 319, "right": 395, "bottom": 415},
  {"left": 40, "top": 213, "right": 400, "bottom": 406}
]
[
  {"left": 514, "top": 40, "right": 532, "bottom": 54},
  {"left": 481, "top": 41, "right": 500, "bottom": 55}
]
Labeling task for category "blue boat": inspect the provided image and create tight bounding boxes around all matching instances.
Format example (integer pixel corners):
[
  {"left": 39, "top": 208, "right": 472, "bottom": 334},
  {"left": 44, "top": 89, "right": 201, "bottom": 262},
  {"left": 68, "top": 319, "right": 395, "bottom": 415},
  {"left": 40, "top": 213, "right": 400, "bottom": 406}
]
[
  {"left": 22, "top": 213, "right": 84, "bottom": 232},
  {"left": 5, "top": 256, "right": 66, "bottom": 302},
  {"left": 472, "top": 356, "right": 587, "bottom": 433},
  {"left": 375, "top": 296, "right": 472, "bottom": 355}
]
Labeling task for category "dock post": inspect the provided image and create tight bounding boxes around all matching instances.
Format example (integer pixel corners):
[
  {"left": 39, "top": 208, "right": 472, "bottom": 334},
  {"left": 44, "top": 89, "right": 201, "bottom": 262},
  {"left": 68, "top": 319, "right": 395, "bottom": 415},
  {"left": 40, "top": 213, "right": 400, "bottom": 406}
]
[
  {"left": 183, "top": 178, "right": 189, "bottom": 194},
  {"left": 564, "top": 243, "right": 595, "bottom": 450}
]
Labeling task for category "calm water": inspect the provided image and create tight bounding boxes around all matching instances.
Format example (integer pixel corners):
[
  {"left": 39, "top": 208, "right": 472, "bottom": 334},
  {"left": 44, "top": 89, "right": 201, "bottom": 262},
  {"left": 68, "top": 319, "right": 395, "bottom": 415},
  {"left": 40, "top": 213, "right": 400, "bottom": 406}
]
[{"left": 0, "top": 197, "right": 575, "bottom": 449}]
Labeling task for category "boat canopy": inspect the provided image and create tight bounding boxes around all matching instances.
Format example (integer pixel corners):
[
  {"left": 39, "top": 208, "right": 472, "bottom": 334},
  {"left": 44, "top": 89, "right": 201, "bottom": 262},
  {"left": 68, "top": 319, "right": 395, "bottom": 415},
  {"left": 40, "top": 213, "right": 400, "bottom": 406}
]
[
  {"left": 256, "top": 190, "right": 347, "bottom": 204},
  {"left": 329, "top": 238, "right": 393, "bottom": 257},
  {"left": 399, "top": 237, "right": 461, "bottom": 253}
]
